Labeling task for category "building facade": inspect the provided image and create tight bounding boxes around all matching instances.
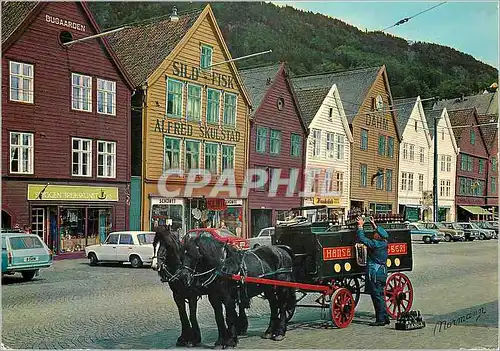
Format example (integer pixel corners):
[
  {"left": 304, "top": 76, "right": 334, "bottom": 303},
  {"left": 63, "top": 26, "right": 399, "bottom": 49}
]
[
  {"left": 447, "top": 109, "right": 490, "bottom": 221},
  {"left": 109, "top": 5, "right": 251, "bottom": 237},
  {"left": 395, "top": 97, "right": 433, "bottom": 221},
  {"left": 241, "top": 63, "right": 308, "bottom": 237},
  {"left": 291, "top": 76, "right": 353, "bottom": 222},
  {"left": 478, "top": 114, "right": 498, "bottom": 216},
  {"left": 1, "top": 2, "right": 134, "bottom": 254}
]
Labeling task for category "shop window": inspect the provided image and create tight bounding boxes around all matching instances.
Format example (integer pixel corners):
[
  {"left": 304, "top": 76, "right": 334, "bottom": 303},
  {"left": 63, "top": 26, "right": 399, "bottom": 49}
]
[
  {"left": 151, "top": 203, "right": 184, "bottom": 236},
  {"left": 97, "top": 78, "right": 116, "bottom": 115},
  {"left": 10, "top": 61, "right": 34, "bottom": 103},
  {"left": 87, "top": 208, "right": 112, "bottom": 245},
  {"left": 71, "top": 73, "right": 92, "bottom": 112},
  {"left": 60, "top": 208, "right": 86, "bottom": 252},
  {"left": 166, "top": 78, "right": 183, "bottom": 118},
  {"left": 207, "top": 205, "right": 243, "bottom": 236},
  {"left": 186, "top": 84, "right": 202, "bottom": 121}
]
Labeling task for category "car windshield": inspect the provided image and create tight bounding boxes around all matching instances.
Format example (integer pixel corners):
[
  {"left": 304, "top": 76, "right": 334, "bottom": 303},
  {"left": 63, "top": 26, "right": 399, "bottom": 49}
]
[
  {"left": 433, "top": 223, "right": 445, "bottom": 229},
  {"left": 9, "top": 236, "right": 44, "bottom": 250},
  {"left": 216, "top": 229, "right": 237, "bottom": 238},
  {"left": 138, "top": 233, "right": 155, "bottom": 244}
]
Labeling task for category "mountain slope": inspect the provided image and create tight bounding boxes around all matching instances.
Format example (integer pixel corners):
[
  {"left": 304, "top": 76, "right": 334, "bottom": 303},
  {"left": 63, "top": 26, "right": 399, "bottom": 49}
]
[{"left": 88, "top": 1, "right": 498, "bottom": 99}]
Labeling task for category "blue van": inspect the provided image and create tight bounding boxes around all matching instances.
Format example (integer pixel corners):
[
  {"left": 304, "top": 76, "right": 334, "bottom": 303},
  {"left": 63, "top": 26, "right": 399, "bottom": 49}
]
[{"left": 2, "top": 232, "right": 53, "bottom": 280}]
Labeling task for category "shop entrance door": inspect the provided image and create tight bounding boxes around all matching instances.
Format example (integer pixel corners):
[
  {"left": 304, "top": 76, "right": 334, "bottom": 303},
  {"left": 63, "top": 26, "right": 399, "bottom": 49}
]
[
  {"left": 251, "top": 209, "right": 272, "bottom": 238},
  {"left": 2, "top": 210, "right": 12, "bottom": 229}
]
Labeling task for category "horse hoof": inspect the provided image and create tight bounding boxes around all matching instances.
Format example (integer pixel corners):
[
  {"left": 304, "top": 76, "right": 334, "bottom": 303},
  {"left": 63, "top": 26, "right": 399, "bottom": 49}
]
[
  {"left": 176, "top": 340, "right": 188, "bottom": 347},
  {"left": 261, "top": 333, "right": 272, "bottom": 339},
  {"left": 272, "top": 334, "right": 285, "bottom": 341}
]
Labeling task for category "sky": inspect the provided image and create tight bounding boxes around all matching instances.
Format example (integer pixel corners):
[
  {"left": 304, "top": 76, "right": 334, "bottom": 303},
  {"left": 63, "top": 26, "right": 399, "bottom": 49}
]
[{"left": 272, "top": 1, "right": 499, "bottom": 68}]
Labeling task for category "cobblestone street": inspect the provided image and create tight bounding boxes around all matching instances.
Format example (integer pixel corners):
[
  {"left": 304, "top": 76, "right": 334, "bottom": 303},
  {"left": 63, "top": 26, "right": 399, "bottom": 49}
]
[{"left": 2, "top": 240, "right": 498, "bottom": 349}]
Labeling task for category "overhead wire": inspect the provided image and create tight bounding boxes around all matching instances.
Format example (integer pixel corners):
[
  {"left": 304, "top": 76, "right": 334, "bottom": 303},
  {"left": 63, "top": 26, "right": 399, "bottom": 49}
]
[{"left": 381, "top": 1, "right": 448, "bottom": 32}]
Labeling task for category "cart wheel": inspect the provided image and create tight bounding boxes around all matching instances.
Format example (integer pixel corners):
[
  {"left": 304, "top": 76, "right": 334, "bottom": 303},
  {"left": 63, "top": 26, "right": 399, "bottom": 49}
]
[
  {"left": 329, "top": 288, "right": 355, "bottom": 328},
  {"left": 384, "top": 272, "right": 413, "bottom": 319},
  {"left": 339, "top": 277, "right": 362, "bottom": 306}
]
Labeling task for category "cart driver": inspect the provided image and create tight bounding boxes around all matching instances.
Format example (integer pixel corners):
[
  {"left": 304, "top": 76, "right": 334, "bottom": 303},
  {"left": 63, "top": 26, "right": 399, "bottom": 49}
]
[{"left": 356, "top": 216, "right": 390, "bottom": 326}]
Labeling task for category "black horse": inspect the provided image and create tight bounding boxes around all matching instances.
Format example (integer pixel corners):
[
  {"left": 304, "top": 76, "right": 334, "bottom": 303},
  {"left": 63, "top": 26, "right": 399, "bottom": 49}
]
[
  {"left": 181, "top": 233, "right": 296, "bottom": 346},
  {"left": 152, "top": 226, "right": 248, "bottom": 348}
]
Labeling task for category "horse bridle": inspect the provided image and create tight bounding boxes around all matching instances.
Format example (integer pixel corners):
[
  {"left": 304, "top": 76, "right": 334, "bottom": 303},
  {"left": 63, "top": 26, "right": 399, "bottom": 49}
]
[
  {"left": 183, "top": 243, "right": 228, "bottom": 287},
  {"left": 152, "top": 242, "right": 183, "bottom": 283}
]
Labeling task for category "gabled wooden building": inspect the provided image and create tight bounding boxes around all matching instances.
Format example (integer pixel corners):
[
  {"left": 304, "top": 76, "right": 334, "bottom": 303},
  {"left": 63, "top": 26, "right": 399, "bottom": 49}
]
[
  {"left": 108, "top": 5, "right": 252, "bottom": 237},
  {"left": 1, "top": 1, "right": 134, "bottom": 255}
]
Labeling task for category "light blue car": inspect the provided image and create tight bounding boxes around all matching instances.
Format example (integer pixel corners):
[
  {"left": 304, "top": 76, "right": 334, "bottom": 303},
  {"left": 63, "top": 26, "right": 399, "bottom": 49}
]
[
  {"left": 2, "top": 232, "right": 53, "bottom": 280},
  {"left": 407, "top": 223, "right": 444, "bottom": 244}
]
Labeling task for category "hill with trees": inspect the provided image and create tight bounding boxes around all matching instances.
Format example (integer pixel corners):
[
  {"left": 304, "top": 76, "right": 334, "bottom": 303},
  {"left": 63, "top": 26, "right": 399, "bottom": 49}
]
[{"left": 88, "top": 1, "right": 498, "bottom": 99}]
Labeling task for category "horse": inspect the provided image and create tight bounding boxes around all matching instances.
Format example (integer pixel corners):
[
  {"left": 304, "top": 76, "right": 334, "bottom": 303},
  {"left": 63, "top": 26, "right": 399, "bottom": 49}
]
[
  {"left": 181, "top": 233, "right": 296, "bottom": 346},
  {"left": 151, "top": 226, "right": 249, "bottom": 348}
]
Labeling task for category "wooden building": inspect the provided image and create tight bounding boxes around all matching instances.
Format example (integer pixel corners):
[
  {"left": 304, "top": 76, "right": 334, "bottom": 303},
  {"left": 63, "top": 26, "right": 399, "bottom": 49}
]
[
  {"left": 478, "top": 114, "right": 498, "bottom": 216},
  {"left": 1, "top": 2, "right": 134, "bottom": 255},
  {"left": 240, "top": 63, "right": 308, "bottom": 237},
  {"left": 108, "top": 5, "right": 251, "bottom": 237},
  {"left": 447, "top": 108, "right": 490, "bottom": 221}
]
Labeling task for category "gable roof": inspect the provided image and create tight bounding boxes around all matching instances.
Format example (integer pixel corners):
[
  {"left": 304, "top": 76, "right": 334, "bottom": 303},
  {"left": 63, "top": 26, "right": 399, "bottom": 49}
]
[
  {"left": 1, "top": 1, "right": 38, "bottom": 44},
  {"left": 434, "top": 91, "right": 498, "bottom": 116},
  {"left": 240, "top": 63, "right": 282, "bottom": 113},
  {"left": 394, "top": 97, "right": 417, "bottom": 135},
  {"left": 291, "top": 85, "right": 331, "bottom": 127},
  {"left": 447, "top": 108, "right": 488, "bottom": 154},
  {"left": 477, "top": 114, "right": 498, "bottom": 149},
  {"left": 291, "top": 66, "right": 380, "bottom": 123},
  {"left": 107, "top": 9, "right": 202, "bottom": 87}
]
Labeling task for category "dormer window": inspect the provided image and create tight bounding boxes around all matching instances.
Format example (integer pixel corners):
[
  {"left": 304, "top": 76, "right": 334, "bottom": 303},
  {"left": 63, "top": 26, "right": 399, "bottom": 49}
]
[
  {"left": 200, "top": 44, "right": 213, "bottom": 70},
  {"left": 376, "top": 95, "right": 384, "bottom": 111}
]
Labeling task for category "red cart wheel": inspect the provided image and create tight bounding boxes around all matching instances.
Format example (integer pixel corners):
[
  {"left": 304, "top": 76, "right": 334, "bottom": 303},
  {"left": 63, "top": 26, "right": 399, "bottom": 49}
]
[
  {"left": 384, "top": 272, "right": 413, "bottom": 319},
  {"left": 329, "top": 287, "right": 355, "bottom": 328}
]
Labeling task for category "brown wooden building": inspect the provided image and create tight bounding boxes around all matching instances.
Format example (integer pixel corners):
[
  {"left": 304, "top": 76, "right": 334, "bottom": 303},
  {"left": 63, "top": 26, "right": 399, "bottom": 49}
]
[
  {"left": 1, "top": 2, "right": 134, "bottom": 255},
  {"left": 240, "top": 63, "right": 307, "bottom": 237},
  {"left": 479, "top": 114, "right": 498, "bottom": 214}
]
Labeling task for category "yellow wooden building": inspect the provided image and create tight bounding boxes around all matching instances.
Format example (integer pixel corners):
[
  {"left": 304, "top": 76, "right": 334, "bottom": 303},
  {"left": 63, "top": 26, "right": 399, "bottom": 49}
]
[{"left": 109, "top": 5, "right": 251, "bottom": 237}]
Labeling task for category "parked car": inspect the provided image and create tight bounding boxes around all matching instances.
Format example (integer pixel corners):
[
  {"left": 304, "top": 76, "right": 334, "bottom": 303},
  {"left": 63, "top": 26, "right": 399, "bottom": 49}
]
[
  {"left": 421, "top": 222, "right": 465, "bottom": 242},
  {"left": 249, "top": 227, "right": 275, "bottom": 248},
  {"left": 184, "top": 228, "right": 249, "bottom": 249},
  {"left": 442, "top": 222, "right": 477, "bottom": 241},
  {"left": 456, "top": 222, "right": 493, "bottom": 240},
  {"left": 85, "top": 231, "right": 155, "bottom": 268},
  {"left": 2, "top": 232, "right": 53, "bottom": 280},
  {"left": 474, "top": 221, "right": 498, "bottom": 239},
  {"left": 407, "top": 223, "right": 443, "bottom": 244}
]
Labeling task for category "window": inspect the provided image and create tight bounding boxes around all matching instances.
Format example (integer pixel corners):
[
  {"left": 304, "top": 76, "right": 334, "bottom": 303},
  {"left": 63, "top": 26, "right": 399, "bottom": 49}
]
[
  {"left": 312, "top": 129, "right": 321, "bottom": 157},
  {"left": 419, "top": 147, "right": 425, "bottom": 164},
  {"left": 414, "top": 121, "right": 418, "bottom": 132},
  {"left": 326, "top": 133, "right": 335, "bottom": 158},
  {"left": 360, "top": 164, "right": 367, "bottom": 187},
  {"left": 166, "top": 79, "right": 183, "bottom": 117},
  {"left": 328, "top": 107, "right": 333, "bottom": 120},
  {"left": 31, "top": 208, "right": 44, "bottom": 239},
  {"left": 254, "top": 166, "right": 268, "bottom": 192},
  {"left": 164, "top": 137, "right": 181, "bottom": 170},
  {"left": 270, "top": 129, "right": 281, "bottom": 155},
  {"left": 440, "top": 155, "right": 446, "bottom": 172},
  {"left": 467, "top": 155, "right": 473, "bottom": 172},
  {"left": 200, "top": 44, "right": 213, "bottom": 70},
  {"left": 72, "top": 138, "right": 92, "bottom": 176},
  {"left": 309, "top": 169, "right": 321, "bottom": 193},
  {"left": 256, "top": 127, "right": 268, "bottom": 153},
  {"left": 492, "top": 177, "right": 497, "bottom": 193},
  {"left": 71, "top": 73, "right": 92, "bottom": 112},
  {"left": 440, "top": 180, "right": 446, "bottom": 197},
  {"left": 493, "top": 157, "right": 497, "bottom": 172},
  {"left": 207, "top": 88, "right": 221, "bottom": 124},
  {"left": 470, "top": 130, "right": 476, "bottom": 145},
  {"left": 446, "top": 156, "right": 452, "bottom": 172},
  {"left": 186, "top": 84, "right": 202, "bottom": 121},
  {"left": 409, "top": 144, "right": 415, "bottom": 161},
  {"left": 445, "top": 180, "right": 451, "bottom": 197},
  {"left": 324, "top": 170, "right": 334, "bottom": 193},
  {"left": 119, "top": 234, "right": 133, "bottom": 245},
  {"left": 385, "top": 169, "right": 393, "bottom": 191},
  {"left": 418, "top": 174, "right": 424, "bottom": 192},
  {"left": 408, "top": 173, "right": 414, "bottom": 191},
  {"left": 403, "top": 143, "right": 408, "bottom": 160},
  {"left": 376, "top": 169, "right": 384, "bottom": 190},
  {"left": 459, "top": 177, "right": 466, "bottom": 195},
  {"left": 442, "top": 129, "right": 445, "bottom": 140},
  {"left": 336, "top": 134, "right": 345, "bottom": 160},
  {"left": 97, "top": 78, "right": 116, "bottom": 115},
  {"left": 461, "top": 154, "right": 473, "bottom": 171},
  {"left": 97, "top": 141, "right": 116, "bottom": 178},
  {"left": 223, "top": 93, "right": 237, "bottom": 126},
  {"left": 291, "top": 134, "right": 301, "bottom": 157},
  {"left": 222, "top": 145, "right": 234, "bottom": 171},
  {"left": 378, "top": 135, "right": 386, "bottom": 156},
  {"left": 479, "top": 159, "right": 485, "bottom": 174},
  {"left": 336, "top": 172, "right": 344, "bottom": 194},
  {"left": 360, "top": 129, "right": 368, "bottom": 150},
  {"left": 10, "top": 61, "right": 34, "bottom": 103},
  {"left": 205, "top": 143, "right": 218, "bottom": 174},
  {"left": 185, "top": 140, "right": 200, "bottom": 170},
  {"left": 9, "top": 132, "right": 33, "bottom": 174},
  {"left": 106, "top": 234, "right": 119, "bottom": 245},
  {"left": 401, "top": 172, "right": 407, "bottom": 191},
  {"left": 387, "top": 137, "right": 394, "bottom": 158}
]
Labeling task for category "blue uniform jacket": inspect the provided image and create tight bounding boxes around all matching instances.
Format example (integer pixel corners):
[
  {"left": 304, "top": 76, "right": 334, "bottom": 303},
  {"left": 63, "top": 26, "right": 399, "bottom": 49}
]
[{"left": 356, "top": 226, "right": 389, "bottom": 266}]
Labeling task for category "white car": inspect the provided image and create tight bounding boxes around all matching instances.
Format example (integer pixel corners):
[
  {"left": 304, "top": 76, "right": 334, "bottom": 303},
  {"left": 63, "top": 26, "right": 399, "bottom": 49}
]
[
  {"left": 85, "top": 231, "right": 155, "bottom": 268},
  {"left": 249, "top": 227, "right": 275, "bottom": 248}
]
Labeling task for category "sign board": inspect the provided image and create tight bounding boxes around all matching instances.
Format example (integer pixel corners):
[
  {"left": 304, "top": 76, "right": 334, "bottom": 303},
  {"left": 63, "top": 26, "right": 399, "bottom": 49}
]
[
  {"left": 206, "top": 198, "right": 227, "bottom": 211},
  {"left": 28, "top": 185, "right": 118, "bottom": 201},
  {"left": 45, "top": 14, "right": 87, "bottom": 32},
  {"left": 226, "top": 199, "right": 243, "bottom": 206},
  {"left": 172, "top": 62, "right": 235, "bottom": 89},
  {"left": 154, "top": 119, "right": 241, "bottom": 142},
  {"left": 313, "top": 196, "right": 341, "bottom": 206},
  {"left": 388, "top": 243, "right": 408, "bottom": 255},
  {"left": 151, "top": 197, "right": 184, "bottom": 206},
  {"left": 323, "top": 246, "right": 353, "bottom": 261}
]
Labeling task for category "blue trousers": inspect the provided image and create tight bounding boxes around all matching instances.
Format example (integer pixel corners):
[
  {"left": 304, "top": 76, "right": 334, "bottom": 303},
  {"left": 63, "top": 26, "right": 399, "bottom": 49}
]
[{"left": 366, "top": 264, "right": 388, "bottom": 322}]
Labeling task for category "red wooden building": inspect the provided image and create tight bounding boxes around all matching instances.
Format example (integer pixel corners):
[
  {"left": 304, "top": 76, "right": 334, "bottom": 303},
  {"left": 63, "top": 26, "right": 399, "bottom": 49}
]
[
  {"left": 478, "top": 114, "right": 498, "bottom": 215},
  {"left": 1, "top": 2, "right": 134, "bottom": 255},
  {"left": 240, "top": 63, "right": 307, "bottom": 237},
  {"left": 447, "top": 108, "right": 490, "bottom": 221}
]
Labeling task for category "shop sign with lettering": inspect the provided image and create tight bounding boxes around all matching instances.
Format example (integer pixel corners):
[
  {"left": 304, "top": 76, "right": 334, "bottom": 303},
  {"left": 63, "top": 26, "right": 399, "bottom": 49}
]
[
  {"left": 45, "top": 14, "right": 86, "bottom": 32},
  {"left": 365, "top": 114, "right": 389, "bottom": 130},
  {"left": 313, "top": 196, "right": 341, "bottom": 206},
  {"left": 28, "top": 185, "right": 118, "bottom": 201},
  {"left": 226, "top": 199, "right": 243, "bottom": 206},
  {"left": 154, "top": 119, "right": 241, "bottom": 142},
  {"left": 172, "top": 62, "right": 235, "bottom": 89},
  {"left": 151, "top": 197, "right": 184, "bottom": 206},
  {"left": 206, "top": 198, "right": 227, "bottom": 211}
]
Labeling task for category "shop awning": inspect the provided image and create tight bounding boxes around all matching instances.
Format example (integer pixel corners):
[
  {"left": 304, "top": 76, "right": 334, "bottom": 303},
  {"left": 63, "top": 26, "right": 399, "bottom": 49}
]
[{"left": 459, "top": 206, "right": 492, "bottom": 215}]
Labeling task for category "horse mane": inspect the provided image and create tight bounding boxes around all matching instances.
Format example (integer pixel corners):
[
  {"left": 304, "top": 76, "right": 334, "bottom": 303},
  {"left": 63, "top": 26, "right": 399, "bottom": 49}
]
[
  {"left": 154, "top": 225, "right": 181, "bottom": 264},
  {"left": 189, "top": 234, "right": 242, "bottom": 273}
]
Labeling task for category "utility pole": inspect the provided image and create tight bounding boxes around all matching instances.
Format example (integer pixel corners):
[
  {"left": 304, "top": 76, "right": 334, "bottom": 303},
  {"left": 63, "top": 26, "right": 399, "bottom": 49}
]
[{"left": 433, "top": 113, "right": 439, "bottom": 222}]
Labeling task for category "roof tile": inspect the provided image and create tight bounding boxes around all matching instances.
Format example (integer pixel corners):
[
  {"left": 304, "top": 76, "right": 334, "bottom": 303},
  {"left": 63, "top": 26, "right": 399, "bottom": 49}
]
[
  {"left": 239, "top": 64, "right": 282, "bottom": 112},
  {"left": 1, "top": 1, "right": 38, "bottom": 44},
  {"left": 394, "top": 97, "right": 417, "bottom": 135},
  {"left": 434, "top": 91, "right": 498, "bottom": 115}
]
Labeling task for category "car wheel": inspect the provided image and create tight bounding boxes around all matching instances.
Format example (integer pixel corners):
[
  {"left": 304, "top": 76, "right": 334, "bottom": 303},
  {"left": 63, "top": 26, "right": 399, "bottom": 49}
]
[
  {"left": 21, "top": 270, "right": 37, "bottom": 281},
  {"left": 88, "top": 253, "right": 98, "bottom": 266},
  {"left": 479, "top": 233, "right": 485, "bottom": 240},
  {"left": 444, "top": 234, "right": 452, "bottom": 242},
  {"left": 130, "top": 255, "right": 143, "bottom": 268},
  {"left": 423, "top": 236, "right": 431, "bottom": 244}
]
